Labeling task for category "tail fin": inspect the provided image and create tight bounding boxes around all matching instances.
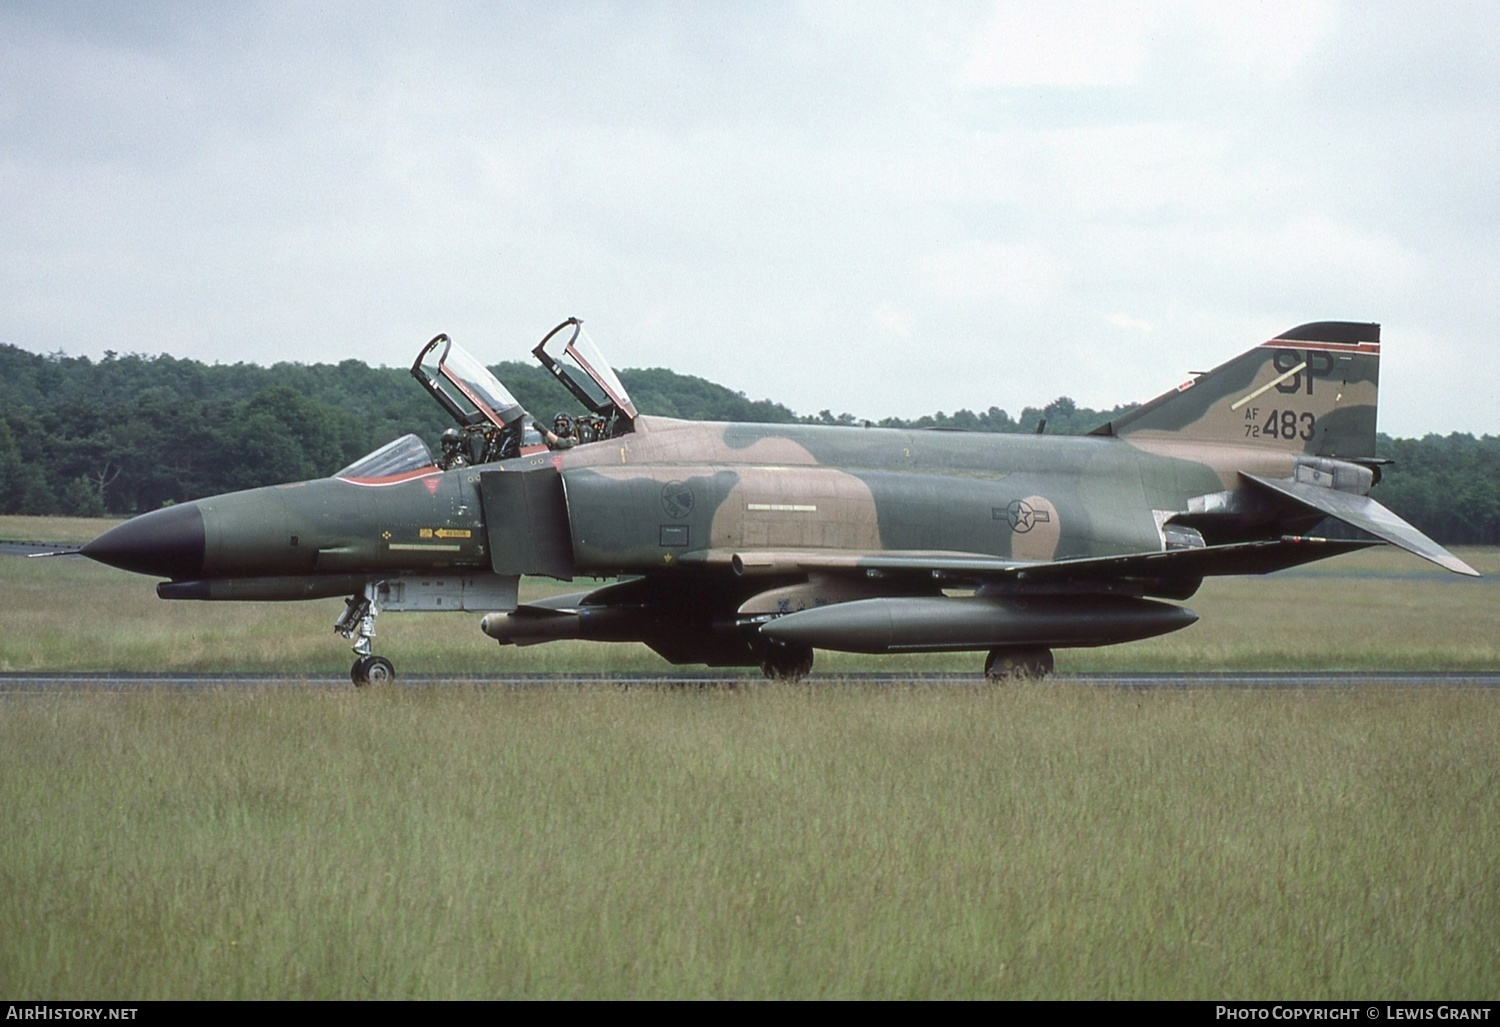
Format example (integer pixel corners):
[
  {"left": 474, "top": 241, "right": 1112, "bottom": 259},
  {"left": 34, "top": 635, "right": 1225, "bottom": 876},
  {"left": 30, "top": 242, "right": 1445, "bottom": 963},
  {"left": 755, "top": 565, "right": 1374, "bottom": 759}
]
[{"left": 1093, "top": 321, "right": 1381, "bottom": 460}]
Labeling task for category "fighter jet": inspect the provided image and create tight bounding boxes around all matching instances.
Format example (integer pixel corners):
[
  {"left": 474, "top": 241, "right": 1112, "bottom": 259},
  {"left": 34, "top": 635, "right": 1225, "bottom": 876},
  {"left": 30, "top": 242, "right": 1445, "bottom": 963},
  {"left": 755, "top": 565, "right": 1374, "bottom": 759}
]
[{"left": 79, "top": 318, "right": 1476, "bottom": 684}]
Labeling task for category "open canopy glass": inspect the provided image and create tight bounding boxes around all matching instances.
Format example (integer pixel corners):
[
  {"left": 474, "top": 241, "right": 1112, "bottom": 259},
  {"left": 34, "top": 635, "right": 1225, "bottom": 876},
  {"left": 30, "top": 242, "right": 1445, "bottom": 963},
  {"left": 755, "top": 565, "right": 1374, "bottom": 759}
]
[
  {"left": 532, "top": 318, "right": 638, "bottom": 427},
  {"left": 410, "top": 333, "right": 527, "bottom": 430}
]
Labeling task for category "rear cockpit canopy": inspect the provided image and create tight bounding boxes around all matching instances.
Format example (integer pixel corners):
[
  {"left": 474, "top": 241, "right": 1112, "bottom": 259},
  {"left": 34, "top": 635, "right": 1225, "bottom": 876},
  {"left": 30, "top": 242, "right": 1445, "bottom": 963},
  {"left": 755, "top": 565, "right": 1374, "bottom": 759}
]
[{"left": 533, "top": 318, "right": 637, "bottom": 434}]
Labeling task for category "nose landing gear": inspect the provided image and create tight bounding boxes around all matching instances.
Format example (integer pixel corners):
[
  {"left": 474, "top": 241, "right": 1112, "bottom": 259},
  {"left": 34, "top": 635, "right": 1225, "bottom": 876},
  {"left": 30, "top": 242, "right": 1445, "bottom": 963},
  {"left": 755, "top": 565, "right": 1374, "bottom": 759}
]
[{"left": 336, "top": 584, "right": 396, "bottom": 686}]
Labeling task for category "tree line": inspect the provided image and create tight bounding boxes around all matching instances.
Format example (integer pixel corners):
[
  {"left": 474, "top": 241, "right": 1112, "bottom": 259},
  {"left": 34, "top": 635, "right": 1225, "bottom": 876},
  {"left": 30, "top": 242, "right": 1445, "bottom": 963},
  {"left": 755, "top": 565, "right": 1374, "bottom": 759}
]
[{"left": 2, "top": 343, "right": 1497, "bottom": 544}]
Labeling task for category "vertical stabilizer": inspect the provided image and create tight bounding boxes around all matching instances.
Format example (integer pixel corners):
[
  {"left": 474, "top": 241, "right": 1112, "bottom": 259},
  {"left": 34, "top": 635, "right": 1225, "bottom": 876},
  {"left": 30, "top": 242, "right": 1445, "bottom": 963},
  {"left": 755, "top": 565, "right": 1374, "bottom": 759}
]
[{"left": 1093, "top": 322, "right": 1381, "bottom": 460}]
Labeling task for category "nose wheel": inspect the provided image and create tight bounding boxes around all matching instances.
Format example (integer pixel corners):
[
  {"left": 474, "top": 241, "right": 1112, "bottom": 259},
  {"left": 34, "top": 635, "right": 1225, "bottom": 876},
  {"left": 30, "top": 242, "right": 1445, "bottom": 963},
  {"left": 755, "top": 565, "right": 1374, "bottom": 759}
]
[
  {"left": 351, "top": 655, "right": 395, "bottom": 686},
  {"left": 337, "top": 584, "right": 395, "bottom": 686}
]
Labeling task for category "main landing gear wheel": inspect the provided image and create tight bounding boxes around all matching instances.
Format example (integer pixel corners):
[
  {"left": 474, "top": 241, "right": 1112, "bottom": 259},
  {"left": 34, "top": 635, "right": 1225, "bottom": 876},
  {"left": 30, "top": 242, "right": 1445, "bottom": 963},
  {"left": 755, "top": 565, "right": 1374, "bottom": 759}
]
[
  {"left": 984, "top": 646, "right": 1054, "bottom": 681},
  {"left": 351, "top": 655, "right": 395, "bottom": 686},
  {"left": 760, "top": 642, "right": 815, "bottom": 681}
]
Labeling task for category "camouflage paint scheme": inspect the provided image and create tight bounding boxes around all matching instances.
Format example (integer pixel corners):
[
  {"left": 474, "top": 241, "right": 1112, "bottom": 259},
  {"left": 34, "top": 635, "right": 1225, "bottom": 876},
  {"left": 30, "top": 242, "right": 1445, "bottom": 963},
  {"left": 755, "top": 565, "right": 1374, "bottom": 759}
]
[{"left": 80, "top": 320, "right": 1475, "bottom": 680}]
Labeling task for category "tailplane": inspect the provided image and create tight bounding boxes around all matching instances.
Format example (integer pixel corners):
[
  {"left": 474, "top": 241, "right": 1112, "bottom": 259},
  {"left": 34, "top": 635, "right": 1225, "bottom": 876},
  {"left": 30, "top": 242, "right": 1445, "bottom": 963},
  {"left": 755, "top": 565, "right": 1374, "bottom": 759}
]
[
  {"left": 1243, "top": 472, "right": 1478, "bottom": 576},
  {"left": 1093, "top": 321, "right": 1381, "bottom": 460}
]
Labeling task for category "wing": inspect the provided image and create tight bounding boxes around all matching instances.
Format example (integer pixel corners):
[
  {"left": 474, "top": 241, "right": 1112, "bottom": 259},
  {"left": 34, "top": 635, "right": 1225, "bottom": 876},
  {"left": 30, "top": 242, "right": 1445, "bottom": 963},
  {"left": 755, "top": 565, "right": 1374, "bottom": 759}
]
[{"left": 674, "top": 535, "right": 1382, "bottom": 591}]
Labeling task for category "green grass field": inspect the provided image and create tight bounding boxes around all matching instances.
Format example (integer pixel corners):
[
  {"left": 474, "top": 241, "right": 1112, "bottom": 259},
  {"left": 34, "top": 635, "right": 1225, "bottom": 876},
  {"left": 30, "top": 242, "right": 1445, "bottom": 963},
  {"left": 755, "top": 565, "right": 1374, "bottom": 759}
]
[
  {"left": 2, "top": 686, "right": 1496, "bottom": 999},
  {"left": 2, "top": 517, "right": 1497, "bottom": 998}
]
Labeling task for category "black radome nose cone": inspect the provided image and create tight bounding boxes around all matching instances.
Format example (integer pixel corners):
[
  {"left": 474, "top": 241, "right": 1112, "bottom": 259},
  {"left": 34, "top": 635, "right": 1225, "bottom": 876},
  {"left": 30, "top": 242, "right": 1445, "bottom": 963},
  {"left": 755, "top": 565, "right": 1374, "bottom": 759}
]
[{"left": 80, "top": 504, "right": 206, "bottom": 580}]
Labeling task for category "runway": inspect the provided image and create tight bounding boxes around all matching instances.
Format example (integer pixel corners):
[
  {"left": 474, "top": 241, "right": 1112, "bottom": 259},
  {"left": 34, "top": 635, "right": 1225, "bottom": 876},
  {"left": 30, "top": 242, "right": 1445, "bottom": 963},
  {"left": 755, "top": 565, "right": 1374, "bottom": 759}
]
[{"left": 2, "top": 670, "right": 1498, "bottom": 692}]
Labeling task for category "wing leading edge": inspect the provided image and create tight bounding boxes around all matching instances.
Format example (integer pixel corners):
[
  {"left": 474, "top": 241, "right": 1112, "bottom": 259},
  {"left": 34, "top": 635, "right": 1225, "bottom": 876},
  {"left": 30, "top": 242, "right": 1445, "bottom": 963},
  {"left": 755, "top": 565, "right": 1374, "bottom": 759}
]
[{"left": 670, "top": 535, "right": 1384, "bottom": 590}]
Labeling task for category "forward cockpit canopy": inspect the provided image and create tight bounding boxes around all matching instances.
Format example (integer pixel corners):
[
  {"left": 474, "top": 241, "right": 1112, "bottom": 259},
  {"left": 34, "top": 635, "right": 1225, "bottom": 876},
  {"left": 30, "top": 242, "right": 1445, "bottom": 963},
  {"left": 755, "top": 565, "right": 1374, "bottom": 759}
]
[
  {"left": 335, "top": 433, "right": 436, "bottom": 481},
  {"left": 408, "top": 334, "right": 537, "bottom": 465},
  {"left": 412, "top": 333, "right": 527, "bottom": 431}
]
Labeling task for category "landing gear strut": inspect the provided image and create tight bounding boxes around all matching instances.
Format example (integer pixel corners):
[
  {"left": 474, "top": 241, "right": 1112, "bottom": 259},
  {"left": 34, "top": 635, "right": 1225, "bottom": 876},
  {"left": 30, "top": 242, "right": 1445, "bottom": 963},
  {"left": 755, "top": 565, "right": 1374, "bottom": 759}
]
[
  {"left": 336, "top": 584, "right": 395, "bottom": 686},
  {"left": 760, "top": 641, "right": 814, "bottom": 681},
  {"left": 984, "top": 646, "right": 1054, "bottom": 681}
]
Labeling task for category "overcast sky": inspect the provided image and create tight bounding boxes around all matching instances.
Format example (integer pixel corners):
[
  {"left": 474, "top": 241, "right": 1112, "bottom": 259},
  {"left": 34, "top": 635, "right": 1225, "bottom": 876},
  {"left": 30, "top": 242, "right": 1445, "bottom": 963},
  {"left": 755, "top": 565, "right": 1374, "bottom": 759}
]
[{"left": 3, "top": 1, "right": 1497, "bottom": 436}]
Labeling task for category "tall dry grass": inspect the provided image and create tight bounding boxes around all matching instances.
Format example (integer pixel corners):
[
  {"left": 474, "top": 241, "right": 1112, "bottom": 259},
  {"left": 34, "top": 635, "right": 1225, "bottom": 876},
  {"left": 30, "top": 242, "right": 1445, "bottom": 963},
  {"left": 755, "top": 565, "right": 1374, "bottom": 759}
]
[{"left": 1, "top": 685, "right": 1495, "bottom": 999}]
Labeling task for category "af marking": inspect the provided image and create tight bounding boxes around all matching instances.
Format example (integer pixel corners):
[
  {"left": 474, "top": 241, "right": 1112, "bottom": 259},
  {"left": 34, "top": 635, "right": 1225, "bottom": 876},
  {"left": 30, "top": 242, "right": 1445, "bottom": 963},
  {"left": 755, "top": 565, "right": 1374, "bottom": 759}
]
[{"left": 1245, "top": 409, "right": 1316, "bottom": 441}]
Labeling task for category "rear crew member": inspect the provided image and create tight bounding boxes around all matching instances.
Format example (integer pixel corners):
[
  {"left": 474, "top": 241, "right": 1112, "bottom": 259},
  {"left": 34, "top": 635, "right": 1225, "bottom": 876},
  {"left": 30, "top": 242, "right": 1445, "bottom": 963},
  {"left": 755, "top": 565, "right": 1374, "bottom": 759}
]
[{"left": 543, "top": 413, "right": 578, "bottom": 450}]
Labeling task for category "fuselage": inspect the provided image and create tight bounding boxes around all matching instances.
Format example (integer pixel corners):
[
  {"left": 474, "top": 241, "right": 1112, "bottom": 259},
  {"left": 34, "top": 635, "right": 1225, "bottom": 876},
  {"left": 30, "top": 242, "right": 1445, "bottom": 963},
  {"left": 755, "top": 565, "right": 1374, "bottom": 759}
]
[
  {"left": 82, "top": 414, "right": 1303, "bottom": 590},
  {"left": 551, "top": 416, "right": 1300, "bottom": 572}
]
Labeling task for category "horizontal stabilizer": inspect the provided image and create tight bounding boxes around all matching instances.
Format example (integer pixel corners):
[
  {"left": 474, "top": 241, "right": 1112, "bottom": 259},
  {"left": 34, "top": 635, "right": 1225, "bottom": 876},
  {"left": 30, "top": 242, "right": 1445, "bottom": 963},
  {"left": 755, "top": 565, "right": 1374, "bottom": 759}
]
[{"left": 1242, "top": 473, "right": 1479, "bottom": 576}]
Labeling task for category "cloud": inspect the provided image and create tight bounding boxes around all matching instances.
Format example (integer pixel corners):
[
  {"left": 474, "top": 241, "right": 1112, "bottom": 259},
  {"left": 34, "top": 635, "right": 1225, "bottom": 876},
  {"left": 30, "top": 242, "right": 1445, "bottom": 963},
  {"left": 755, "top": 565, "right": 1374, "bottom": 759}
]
[
  {"left": 1107, "top": 313, "right": 1154, "bottom": 335},
  {"left": 0, "top": 2, "right": 1496, "bottom": 434},
  {"left": 918, "top": 241, "right": 1065, "bottom": 308},
  {"left": 962, "top": 1, "right": 1153, "bottom": 88}
]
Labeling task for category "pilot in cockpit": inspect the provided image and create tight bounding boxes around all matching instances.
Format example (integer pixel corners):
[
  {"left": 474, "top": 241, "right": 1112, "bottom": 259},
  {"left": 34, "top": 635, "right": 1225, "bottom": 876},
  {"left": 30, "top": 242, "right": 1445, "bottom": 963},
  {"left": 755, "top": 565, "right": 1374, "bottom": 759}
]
[
  {"left": 574, "top": 413, "right": 604, "bottom": 444},
  {"left": 542, "top": 413, "right": 578, "bottom": 451},
  {"left": 438, "top": 427, "right": 470, "bottom": 469}
]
